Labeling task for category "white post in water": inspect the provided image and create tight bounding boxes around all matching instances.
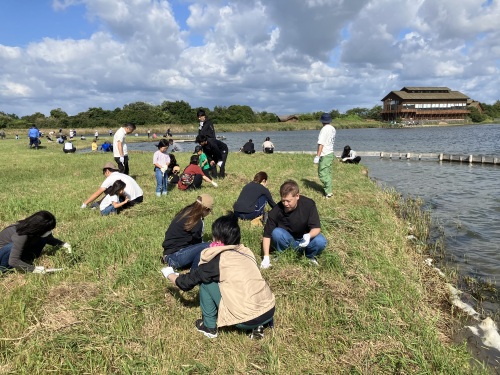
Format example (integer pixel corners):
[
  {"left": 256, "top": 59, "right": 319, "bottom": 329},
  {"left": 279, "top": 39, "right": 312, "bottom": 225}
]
[
  {"left": 406, "top": 153, "right": 411, "bottom": 160},
  {"left": 439, "top": 153, "right": 443, "bottom": 161},
  {"left": 418, "top": 154, "right": 422, "bottom": 160},
  {"left": 469, "top": 155, "right": 473, "bottom": 164},
  {"left": 380, "top": 152, "right": 384, "bottom": 158}
]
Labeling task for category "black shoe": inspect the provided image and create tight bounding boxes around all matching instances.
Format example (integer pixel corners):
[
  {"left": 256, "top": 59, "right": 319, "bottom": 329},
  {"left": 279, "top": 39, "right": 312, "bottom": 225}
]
[
  {"left": 249, "top": 325, "right": 265, "bottom": 340},
  {"left": 195, "top": 319, "right": 218, "bottom": 338}
]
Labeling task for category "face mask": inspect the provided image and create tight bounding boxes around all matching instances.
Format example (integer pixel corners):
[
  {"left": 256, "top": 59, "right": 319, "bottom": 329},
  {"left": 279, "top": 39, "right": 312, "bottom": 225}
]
[{"left": 41, "top": 230, "right": 52, "bottom": 238}]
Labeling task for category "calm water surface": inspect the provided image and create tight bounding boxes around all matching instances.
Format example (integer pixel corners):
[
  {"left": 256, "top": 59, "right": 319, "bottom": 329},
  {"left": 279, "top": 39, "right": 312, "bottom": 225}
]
[{"left": 129, "top": 124, "right": 500, "bottom": 314}]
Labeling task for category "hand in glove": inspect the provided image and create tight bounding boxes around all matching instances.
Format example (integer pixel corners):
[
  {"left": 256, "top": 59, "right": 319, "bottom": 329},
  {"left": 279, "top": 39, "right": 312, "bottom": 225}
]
[
  {"left": 33, "top": 266, "right": 46, "bottom": 274},
  {"left": 81, "top": 203, "right": 87, "bottom": 209},
  {"left": 298, "top": 233, "right": 311, "bottom": 248},
  {"left": 62, "top": 243, "right": 72, "bottom": 254},
  {"left": 160, "top": 165, "right": 168, "bottom": 173},
  {"left": 313, "top": 156, "right": 320, "bottom": 164},
  {"left": 217, "top": 161, "right": 223, "bottom": 168},
  {"left": 211, "top": 181, "right": 218, "bottom": 188},
  {"left": 119, "top": 156, "right": 125, "bottom": 164},
  {"left": 260, "top": 255, "right": 271, "bottom": 269}
]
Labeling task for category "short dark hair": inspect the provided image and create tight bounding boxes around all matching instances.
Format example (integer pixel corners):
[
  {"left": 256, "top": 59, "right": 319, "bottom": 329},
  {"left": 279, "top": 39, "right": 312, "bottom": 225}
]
[
  {"left": 190, "top": 154, "right": 199, "bottom": 165},
  {"left": 212, "top": 212, "right": 241, "bottom": 245},
  {"left": 197, "top": 109, "right": 206, "bottom": 117},
  {"left": 125, "top": 123, "right": 136, "bottom": 131},
  {"left": 16, "top": 211, "right": 57, "bottom": 237},
  {"left": 196, "top": 135, "right": 207, "bottom": 144},
  {"left": 280, "top": 180, "right": 299, "bottom": 197}
]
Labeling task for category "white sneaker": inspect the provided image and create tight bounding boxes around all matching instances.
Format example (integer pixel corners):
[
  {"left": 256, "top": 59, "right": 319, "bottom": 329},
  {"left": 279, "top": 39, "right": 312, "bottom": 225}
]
[
  {"left": 325, "top": 193, "right": 333, "bottom": 199},
  {"left": 308, "top": 258, "right": 319, "bottom": 266}
]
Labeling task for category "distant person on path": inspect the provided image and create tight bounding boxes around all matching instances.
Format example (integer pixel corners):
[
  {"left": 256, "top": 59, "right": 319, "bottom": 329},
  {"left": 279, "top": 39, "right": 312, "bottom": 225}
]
[
  {"left": 196, "top": 135, "right": 228, "bottom": 179},
  {"left": 262, "top": 137, "right": 274, "bottom": 153},
  {"left": 99, "top": 180, "right": 130, "bottom": 216},
  {"left": 166, "top": 128, "right": 172, "bottom": 137},
  {"left": 168, "top": 138, "right": 183, "bottom": 152},
  {"left": 260, "top": 180, "right": 327, "bottom": 269},
  {"left": 109, "top": 129, "right": 113, "bottom": 136},
  {"left": 113, "top": 123, "right": 136, "bottom": 175},
  {"left": 233, "top": 171, "right": 276, "bottom": 221},
  {"left": 194, "top": 145, "right": 211, "bottom": 178},
  {"left": 153, "top": 139, "right": 170, "bottom": 197},
  {"left": 197, "top": 109, "right": 216, "bottom": 140},
  {"left": 341, "top": 145, "right": 361, "bottom": 164},
  {"left": 161, "top": 194, "right": 213, "bottom": 270},
  {"left": 63, "top": 141, "right": 76, "bottom": 153},
  {"left": 92, "top": 140, "right": 98, "bottom": 152},
  {"left": 28, "top": 125, "right": 40, "bottom": 149},
  {"left": 241, "top": 139, "right": 256, "bottom": 154},
  {"left": 94, "top": 130, "right": 99, "bottom": 140},
  {"left": 81, "top": 162, "right": 143, "bottom": 210},
  {"left": 0, "top": 211, "right": 72, "bottom": 274},
  {"left": 161, "top": 212, "right": 275, "bottom": 339},
  {"left": 178, "top": 155, "right": 218, "bottom": 191},
  {"left": 313, "top": 113, "right": 336, "bottom": 199},
  {"left": 147, "top": 129, "right": 151, "bottom": 138}
]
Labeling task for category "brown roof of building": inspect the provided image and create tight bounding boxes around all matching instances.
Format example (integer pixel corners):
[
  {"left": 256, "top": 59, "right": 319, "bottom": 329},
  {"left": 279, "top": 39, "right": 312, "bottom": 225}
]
[
  {"left": 382, "top": 90, "right": 469, "bottom": 101},
  {"left": 403, "top": 86, "right": 451, "bottom": 91}
]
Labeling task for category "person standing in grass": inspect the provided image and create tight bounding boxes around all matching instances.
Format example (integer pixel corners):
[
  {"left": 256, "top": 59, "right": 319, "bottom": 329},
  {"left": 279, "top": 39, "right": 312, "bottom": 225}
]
[
  {"left": 197, "top": 109, "right": 216, "bottom": 140},
  {"left": 260, "top": 180, "right": 327, "bottom": 269},
  {"left": 113, "top": 123, "right": 136, "bottom": 175},
  {"left": 162, "top": 212, "right": 275, "bottom": 339},
  {"left": 81, "top": 162, "right": 143, "bottom": 209},
  {"left": 233, "top": 171, "right": 276, "bottom": 221},
  {"left": 153, "top": 139, "right": 170, "bottom": 197},
  {"left": 195, "top": 135, "right": 229, "bottom": 179},
  {"left": 28, "top": 124, "right": 40, "bottom": 149},
  {"left": 0, "top": 211, "right": 72, "bottom": 274},
  {"left": 99, "top": 180, "right": 130, "bottom": 216},
  {"left": 161, "top": 194, "right": 213, "bottom": 270},
  {"left": 313, "top": 113, "right": 336, "bottom": 199}
]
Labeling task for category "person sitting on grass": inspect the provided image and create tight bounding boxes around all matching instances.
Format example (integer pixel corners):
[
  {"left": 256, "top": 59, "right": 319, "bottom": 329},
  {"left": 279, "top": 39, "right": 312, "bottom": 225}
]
[
  {"left": 240, "top": 139, "right": 255, "bottom": 154},
  {"left": 161, "top": 194, "right": 213, "bottom": 270},
  {"left": 99, "top": 180, "right": 130, "bottom": 216},
  {"left": 178, "top": 155, "right": 218, "bottom": 191},
  {"left": 233, "top": 171, "right": 276, "bottom": 221},
  {"left": 260, "top": 179, "right": 327, "bottom": 269},
  {"left": 0, "top": 211, "right": 72, "bottom": 274},
  {"left": 341, "top": 145, "right": 361, "bottom": 164},
  {"left": 161, "top": 212, "right": 275, "bottom": 339}
]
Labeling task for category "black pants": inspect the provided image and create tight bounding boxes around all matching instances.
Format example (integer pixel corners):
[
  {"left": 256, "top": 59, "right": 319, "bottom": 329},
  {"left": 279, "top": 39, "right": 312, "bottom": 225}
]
[
  {"left": 114, "top": 155, "right": 130, "bottom": 175},
  {"left": 212, "top": 151, "right": 228, "bottom": 179},
  {"left": 344, "top": 156, "right": 361, "bottom": 164}
]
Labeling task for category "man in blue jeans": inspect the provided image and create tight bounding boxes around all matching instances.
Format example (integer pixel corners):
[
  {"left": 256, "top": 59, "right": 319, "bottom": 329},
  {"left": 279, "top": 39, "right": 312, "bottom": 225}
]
[{"left": 260, "top": 179, "right": 327, "bottom": 268}]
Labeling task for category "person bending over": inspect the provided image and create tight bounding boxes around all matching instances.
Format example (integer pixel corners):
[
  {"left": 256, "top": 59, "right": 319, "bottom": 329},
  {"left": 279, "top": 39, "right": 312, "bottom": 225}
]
[
  {"left": 341, "top": 145, "right": 361, "bottom": 164},
  {"left": 178, "top": 155, "right": 218, "bottom": 191},
  {"left": 0, "top": 211, "right": 72, "bottom": 274},
  {"left": 261, "top": 180, "right": 327, "bottom": 269},
  {"left": 162, "top": 212, "right": 275, "bottom": 339},
  {"left": 233, "top": 171, "right": 276, "bottom": 220},
  {"left": 161, "top": 194, "right": 213, "bottom": 270}
]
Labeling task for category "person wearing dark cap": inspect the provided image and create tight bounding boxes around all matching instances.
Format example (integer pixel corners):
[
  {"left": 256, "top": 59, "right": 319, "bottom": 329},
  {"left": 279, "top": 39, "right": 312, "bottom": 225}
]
[
  {"left": 197, "top": 109, "right": 216, "bottom": 140},
  {"left": 153, "top": 139, "right": 170, "bottom": 197},
  {"left": 314, "top": 113, "right": 336, "bottom": 199},
  {"left": 81, "top": 162, "right": 143, "bottom": 209},
  {"left": 194, "top": 145, "right": 211, "bottom": 178},
  {"left": 195, "top": 135, "right": 228, "bottom": 179},
  {"left": 178, "top": 155, "right": 218, "bottom": 191}
]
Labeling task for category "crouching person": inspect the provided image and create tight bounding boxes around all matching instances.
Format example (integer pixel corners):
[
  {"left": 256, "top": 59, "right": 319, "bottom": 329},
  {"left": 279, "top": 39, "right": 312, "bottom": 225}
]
[{"left": 162, "top": 212, "right": 275, "bottom": 339}]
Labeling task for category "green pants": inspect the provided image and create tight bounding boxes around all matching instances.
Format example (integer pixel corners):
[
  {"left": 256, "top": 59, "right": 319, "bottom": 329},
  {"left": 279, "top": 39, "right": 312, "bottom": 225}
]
[
  {"left": 200, "top": 282, "right": 273, "bottom": 330},
  {"left": 318, "top": 153, "right": 334, "bottom": 195}
]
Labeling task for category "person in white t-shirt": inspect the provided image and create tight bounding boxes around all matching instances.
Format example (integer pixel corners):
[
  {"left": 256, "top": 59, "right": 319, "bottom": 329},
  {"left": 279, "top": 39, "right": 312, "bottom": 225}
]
[
  {"left": 81, "top": 162, "right": 143, "bottom": 209},
  {"left": 113, "top": 123, "right": 136, "bottom": 175},
  {"left": 63, "top": 141, "right": 76, "bottom": 153},
  {"left": 313, "top": 113, "right": 336, "bottom": 199}
]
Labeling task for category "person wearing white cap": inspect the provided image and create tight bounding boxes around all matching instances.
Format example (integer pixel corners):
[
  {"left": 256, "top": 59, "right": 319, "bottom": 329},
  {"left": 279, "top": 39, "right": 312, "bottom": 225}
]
[
  {"left": 161, "top": 194, "right": 214, "bottom": 270},
  {"left": 80, "top": 162, "right": 143, "bottom": 209},
  {"left": 314, "top": 112, "right": 336, "bottom": 199}
]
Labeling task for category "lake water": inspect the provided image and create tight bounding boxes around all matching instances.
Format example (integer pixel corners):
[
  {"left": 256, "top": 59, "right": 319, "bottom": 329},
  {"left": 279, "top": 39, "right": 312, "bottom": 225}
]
[{"left": 127, "top": 124, "right": 500, "bottom": 316}]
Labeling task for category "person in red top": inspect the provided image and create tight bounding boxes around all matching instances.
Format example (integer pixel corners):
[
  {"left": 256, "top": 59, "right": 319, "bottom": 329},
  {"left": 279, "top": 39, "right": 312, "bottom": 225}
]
[{"left": 178, "top": 155, "right": 219, "bottom": 191}]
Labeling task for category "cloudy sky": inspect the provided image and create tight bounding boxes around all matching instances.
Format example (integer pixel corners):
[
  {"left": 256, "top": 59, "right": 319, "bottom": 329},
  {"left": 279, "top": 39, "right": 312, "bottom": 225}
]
[{"left": 0, "top": 0, "right": 499, "bottom": 117}]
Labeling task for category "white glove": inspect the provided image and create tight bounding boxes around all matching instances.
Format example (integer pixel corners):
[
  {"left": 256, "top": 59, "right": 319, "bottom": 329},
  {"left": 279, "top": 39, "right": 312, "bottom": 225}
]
[
  {"left": 299, "top": 233, "right": 311, "bottom": 248},
  {"left": 62, "top": 242, "right": 72, "bottom": 254},
  {"left": 45, "top": 268, "right": 64, "bottom": 273},
  {"left": 342, "top": 158, "right": 347, "bottom": 162},
  {"left": 160, "top": 165, "right": 168, "bottom": 173},
  {"left": 119, "top": 156, "right": 124, "bottom": 163},
  {"left": 217, "top": 161, "right": 223, "bottom": 168},
  {"left": 260, "top": 256, "right": 271, "bottom": 269},
  {"left": 161, "top": 267, "right": 175, "bottom": 279},
  {"left": 313, "top": 156, "right": 320, "bottom": 164},
  {"left": 211, "top": 181, "right": 218, "bottom": 188},
  {"left": 33, "top": 266, "right": 46, "bottom": 274},
  {"left": 81, "top": 203, "right": 87, "bottom": 209}
]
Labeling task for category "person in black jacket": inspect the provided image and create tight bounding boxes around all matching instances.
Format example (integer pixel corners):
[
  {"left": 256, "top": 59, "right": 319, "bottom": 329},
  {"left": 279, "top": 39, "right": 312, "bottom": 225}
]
[
  {"left": 240, "top": 139, "right": 255, "bottom": 154},
  {"left": 197, "top": 109, "right": 216, "bottom": 140},
  {"left": 196, "top": 135, "right": 228, "bottom": 179},
  {"left": 233, "top": 171, "right": 276, "bottom": 220}
]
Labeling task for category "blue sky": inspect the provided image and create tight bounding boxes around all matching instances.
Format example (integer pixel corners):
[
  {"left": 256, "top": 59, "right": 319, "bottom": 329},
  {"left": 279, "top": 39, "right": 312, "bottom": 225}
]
[{"left": 0, "top": 0, "right": 499, "bottom": 117}]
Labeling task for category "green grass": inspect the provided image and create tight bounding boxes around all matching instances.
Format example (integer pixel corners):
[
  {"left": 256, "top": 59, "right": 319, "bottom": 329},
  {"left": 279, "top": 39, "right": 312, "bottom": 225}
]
[{"left": 0, "top": 138, "right": 486, "bottom": 374}]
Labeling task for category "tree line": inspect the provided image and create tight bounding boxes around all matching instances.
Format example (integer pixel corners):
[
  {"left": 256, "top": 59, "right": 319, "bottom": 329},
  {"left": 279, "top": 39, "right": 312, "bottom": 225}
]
[{"left": 1, "top": 99, "right": 499, "bottom": 129}]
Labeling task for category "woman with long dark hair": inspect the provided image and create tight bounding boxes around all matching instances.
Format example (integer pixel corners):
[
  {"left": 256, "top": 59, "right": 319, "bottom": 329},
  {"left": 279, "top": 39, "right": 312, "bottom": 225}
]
[
  {"left": 341, "top": 145, "right": 361, "bottom": 164},
  {"left": 161, "top": 194, "right": 214, "bottom": 270},
  {"left": 233, "top": 171, "right": 276, "bottom": 220},
  {"left": 0, "top": 211, "right": 71, "bottom": 273},
  {"left": 162, "top": 212, "right": 275, "bottom": 339}
]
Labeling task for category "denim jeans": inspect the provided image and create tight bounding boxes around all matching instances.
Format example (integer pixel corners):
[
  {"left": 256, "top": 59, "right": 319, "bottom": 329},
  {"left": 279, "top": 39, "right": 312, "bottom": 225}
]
[
  {"left": 235, "top": 195, "right": 268, "bottom": 220},
  {"left": 165, "top": 242, "right": 210, "bottom": 271},
  {"left": 100, "top": 204, "right": 116, "bottom": 216},
  {"left": 271, "top": 227, "right": 327, "bottom": 259},
  {"left": 155, "top": 168, "right": 168, "bottom": 194},
  {"left": 0, "top": 243, "right": 13, "bottom": 272}
]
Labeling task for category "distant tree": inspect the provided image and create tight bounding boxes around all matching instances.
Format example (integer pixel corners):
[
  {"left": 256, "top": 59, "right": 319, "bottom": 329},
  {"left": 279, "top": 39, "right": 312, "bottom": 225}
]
[
  {"left": 50, "top": 108, "right": 68, "bottom": 119},
  {"left": 345, "top": 107, "right": 369, "bottom": 118},
  {"left": 468, "top": 107, "right": 487, "bottom": 123},
  {"left": 161, "top": 100, "right": 195, "bottom": 124},
  {"left": 255, "top": 111, "right": 278, "bottom": 123},
  {"left": 367, "top": 105, "right": 382, "bottom": 121},
  {"left": 329, "top": 109, "right": 341, "bottom": 119},
  {"left": 117, "top": 102, "right": 162, "bottom": 125}
]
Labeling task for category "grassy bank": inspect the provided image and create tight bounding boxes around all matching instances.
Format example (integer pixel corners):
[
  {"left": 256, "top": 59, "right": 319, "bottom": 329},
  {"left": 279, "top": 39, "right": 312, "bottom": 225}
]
[{"left": 0, "top": 139, "right": 485, "bottom": 374}]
